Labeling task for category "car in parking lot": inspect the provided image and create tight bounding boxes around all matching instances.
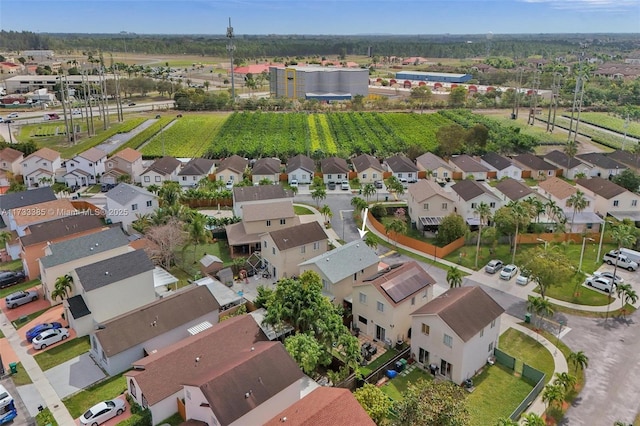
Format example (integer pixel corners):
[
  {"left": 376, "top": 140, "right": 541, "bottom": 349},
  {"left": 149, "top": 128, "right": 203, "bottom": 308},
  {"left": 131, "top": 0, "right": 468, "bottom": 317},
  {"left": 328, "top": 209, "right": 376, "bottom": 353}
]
[
  {"left": 500, "top": 264, "right": 518, "bottom": 280},
  {"left": 79, "top": 398, "right": 126, "bottom": 425},
  {"left": 0, "top": 271, "right": 25, "bottom": 289},
  {"left": 585, "top": 276, "right": 615, "bottom": 293},
  {"left": 26, "top": 322, "right": 63, "bottom": 343},
  {"left": 603, "top": 251, "right": 638, "bottom": 271},
  {"left": 374, "top": 180, "right": 383, "bottom": 189},
  {"left": 289, "top": 179, "right": 298, "bottom": 188},
  {"left": 32, "top": 328, "right": 69, "bottom": 350},
  {"left": 128, "top": 102, "right": 136, "bottom": 106},
  {"left": 593, "top": 271, "right": 624, "bottom": 285},
  {"left": 485, "top": 260, "right": 504, "bottom": 274},
  {"left": 327, "top": 181, "right": 336, "bottom": 190},
  {"left": 516, "top": 273, "right": 530, "bottom": 286},
  {"left": 341, "top": 180, "right": 350, "bottom": 190},
  {"left": 225, "top": 180, "right": 234, "bottom": 190},
  {"left": 5, "top": 290, "right": 38, "bottom": 308},
  {"left": 7, "top": 113, "right": 18, "bottom": 119}
]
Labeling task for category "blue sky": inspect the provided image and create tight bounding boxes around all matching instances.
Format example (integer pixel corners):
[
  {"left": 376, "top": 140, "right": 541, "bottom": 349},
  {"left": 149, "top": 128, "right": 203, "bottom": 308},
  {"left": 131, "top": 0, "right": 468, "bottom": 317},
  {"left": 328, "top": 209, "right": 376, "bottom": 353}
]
[{"left": 1, "top": 0, "right": 639, "bottom": 34}]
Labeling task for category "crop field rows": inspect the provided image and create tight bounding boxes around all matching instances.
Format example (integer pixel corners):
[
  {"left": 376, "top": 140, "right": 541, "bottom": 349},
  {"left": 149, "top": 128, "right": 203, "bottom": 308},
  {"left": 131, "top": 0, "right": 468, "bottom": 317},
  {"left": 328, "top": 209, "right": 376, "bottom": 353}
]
[{"left": 141, "top": 114, "right": 228, "bottom": 157}]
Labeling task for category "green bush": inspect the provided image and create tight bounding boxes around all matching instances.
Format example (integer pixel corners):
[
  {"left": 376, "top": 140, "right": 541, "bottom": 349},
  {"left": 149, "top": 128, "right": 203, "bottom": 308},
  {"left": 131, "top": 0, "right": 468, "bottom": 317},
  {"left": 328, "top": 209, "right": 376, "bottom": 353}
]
[{"left": 120, "top": 394, "right": 152, "bottom": 425}]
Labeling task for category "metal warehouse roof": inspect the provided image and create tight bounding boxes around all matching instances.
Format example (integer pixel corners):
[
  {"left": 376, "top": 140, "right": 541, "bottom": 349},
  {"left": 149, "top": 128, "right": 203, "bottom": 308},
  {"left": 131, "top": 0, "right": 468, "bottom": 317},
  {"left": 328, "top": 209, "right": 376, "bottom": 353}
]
[{"left": 396, "top": 71, "right": 469, "bottom": 78}]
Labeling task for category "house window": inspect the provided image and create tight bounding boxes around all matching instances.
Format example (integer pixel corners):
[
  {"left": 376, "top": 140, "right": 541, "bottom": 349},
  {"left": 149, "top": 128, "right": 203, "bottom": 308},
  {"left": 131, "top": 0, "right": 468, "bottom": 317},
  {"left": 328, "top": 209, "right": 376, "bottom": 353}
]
[
  {"left": 186, "top": 390, "right": 191, "bottom": 400},
  {"left": 362, "top": 173, "right": 367, "bottom": 179},
  {"left": 421, "top": 323, "right": 430, "bottom": 335},
  {"left": 131, "top": 204, "right": 138, "bottom": 211},
  {"left": 107, "top": 162, "right": 113, "bottom": 168},
  {"left": 480, "top": 328, "right": 484, "bottom": 338},
  {"left": 280, "top": 218, "right": 286, "bottom": 225},
  {"left": 613, "top": 200, "right": 619, "bottom": 207},
  {"left": 146, "top": 200, "right": 152, "bottom": 207},
  {"left": 633, "top": 200, "right": 638, "bottom": 207},
  {"left": 89, "top": 163, "right": 93, "bottom": 167},
  {"left": 327, "top": 174, "right": 332, "bottom": 180},
  {"left": 359, "top": 292, "right": 367, "bottom": 304},
  {"left": 377, "top": 301, "right": 384, "bottom": 312},
  {"left": 398, "top": 173, "right": 403, "bottom": 178},
  {"left": 313, "top": 242, "right": 320, "bottom": 250},
  {"left": 266, "top": 220, "right": 271, "bottom": 227},
  {"left": 322, "top": 279, "right": 330, "bottom": 292},
  {"left": 144, "top": 176, "right": 150, "bottom": 182},
  {"left": 443, "top": 334, "right": 453, "bottom": 348},
  {"left": 471, "top": 202, "right": 477, "bottom": 209},
  {"left": 443, "top": 171, "right": 449, "bottom": 178},
  {"left": 491, "top": 319, "right": 496, "bottom": 328},
  {"left": 423, "top": 203, "right": 429, "bottom": 210},
  {"left": 182, "top": 176, "right": 187, "bottom": 181},
  {"left": 129, "top": 379, "right": 137, "bottom": 398},
  {"left": 442, "top": 203, "right": 448, "bottom": 210},
  {"left": 408, "top": 173, "right": 413, "bottom": 178},
  {"left": 411, "top": 296, "right": 415, "bottom": 305},
  {"left": 587, "top": 223, "right": 593, "bottom": 230},
  {"left": 154, "top": 176, "right": 161, "bottom": 182},
  {"left": 300, "top": 246, "right": 306, "bottom": 254},
  {"left": 272, "top": 247, "right": 275, "bottom": 255},
  {"left": 419, "top": 348, "right": 429, "bottom": 364},
  {"left": 358, "top": 315, "right": 368, "bottom": 325},
  {"left": 489, "top": 342, "right": 494, "bottom": 352},
  {"left": 101, "top": 349, "right": 106, "bottom": 360},
  {"left": 433, "top": 171, "right": 438, "bottom": 178},
  {"left": 490, "top": 202, "right": 496, "bottom": 208},
  {"left": 373, "top": 173, "right": 378, "bottom": 179}
]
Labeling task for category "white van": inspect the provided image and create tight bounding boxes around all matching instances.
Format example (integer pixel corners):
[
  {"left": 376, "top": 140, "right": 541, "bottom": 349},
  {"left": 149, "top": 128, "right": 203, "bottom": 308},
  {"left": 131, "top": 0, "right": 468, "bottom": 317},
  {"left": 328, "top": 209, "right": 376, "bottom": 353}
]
[{"left": 616, "top": 248, "right": 640, "bottom": 264}]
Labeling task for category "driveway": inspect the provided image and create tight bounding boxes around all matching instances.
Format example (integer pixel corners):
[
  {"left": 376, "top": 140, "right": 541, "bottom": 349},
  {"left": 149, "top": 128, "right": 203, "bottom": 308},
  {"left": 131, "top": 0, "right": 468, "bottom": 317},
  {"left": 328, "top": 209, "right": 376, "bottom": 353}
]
[
  {"left": 3, "top": 287, "right": 51, "bottom": 323},
  {"left": 44, "top": 353, "right": 105, "bottom": 399},
  {"left": 1, "top": 377, "right": 34, "bottom": 425}
]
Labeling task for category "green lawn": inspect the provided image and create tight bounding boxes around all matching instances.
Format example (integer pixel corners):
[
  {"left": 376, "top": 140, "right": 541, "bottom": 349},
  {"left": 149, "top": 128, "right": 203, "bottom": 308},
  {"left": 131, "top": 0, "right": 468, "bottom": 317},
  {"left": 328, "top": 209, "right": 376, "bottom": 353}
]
[
  {"left": 84, "top": 184, "right": 101, "bottom": 194},
  {"left": 158, "top": 413, "right": 184, "bottom": 426},
  {"left": 34, "top": 336, "right": 91, "bottom": 371},
  {"left": 11, "top": 362, "right": 32, "bottom": 386},
  {"left": 294, "top": 205, "right": 314, "bottom": 215},
  {"left": 0, "top": 279, "right": 41, "bottom": 299},
  {"left": 35, "top": 408, "right": 58, "bottom": 426},
  {"left": 379, "top": 367, "right": 432, "bottom": 401},
  {"left": 0, "top": 259, "right": 24, "bottom": 272},
  {"left": 379, "top": 215, "right": 438, "bottom": 245},
  {"left": 13, "top": 307, "right": 52, "bottom": 329},
  {"left": 175, "top": 241, "right": 232, "bottom": 278},
  {"left": 467, "top": 364, "right": 534, "bottom": 426},
  {"left": 358, "top": 349, "right": 399, "bottom": 377},
  {"left": 534, "top": 274, "right": 610, "bottom": 306},
  {"left": 498, "top": 328, "right": 555, "bottom": 384},
  {"left": 63, "top": 373, "right": 127, "bottom": 419}
]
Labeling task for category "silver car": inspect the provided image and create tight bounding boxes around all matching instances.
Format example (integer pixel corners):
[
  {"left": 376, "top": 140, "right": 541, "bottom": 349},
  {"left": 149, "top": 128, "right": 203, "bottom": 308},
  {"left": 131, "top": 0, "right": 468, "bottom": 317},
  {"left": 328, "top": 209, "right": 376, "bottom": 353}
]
[
  {"left": 5, "top": 290, "right": 38, "bottom": 308},
  {"left": 485, "top": 260, "right": 504, "bottom": 274}
]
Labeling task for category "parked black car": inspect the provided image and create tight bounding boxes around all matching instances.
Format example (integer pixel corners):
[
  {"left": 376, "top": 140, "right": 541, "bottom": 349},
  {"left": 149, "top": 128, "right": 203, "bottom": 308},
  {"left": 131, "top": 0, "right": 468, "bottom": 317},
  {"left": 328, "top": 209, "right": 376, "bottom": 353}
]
[
  {"left": 327, "top": 181, "right": 336, "bottom": 190},
  {"left": 374, "top": 180, "right": 383, "bottom": 189},
  {"left": 0, "top": 271, "right": 25, "bottom": 289}
]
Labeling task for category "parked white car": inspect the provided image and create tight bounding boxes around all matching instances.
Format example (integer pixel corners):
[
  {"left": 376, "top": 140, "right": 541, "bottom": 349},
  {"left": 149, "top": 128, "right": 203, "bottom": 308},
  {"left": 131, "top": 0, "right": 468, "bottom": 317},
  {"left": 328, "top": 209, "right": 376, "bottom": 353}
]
[
  {"left": 500, "top": 264, "right": 518, "bottom": 280},
  {"left": 32, "top": 328, "right": 69, "bottom": 350},
  {"left": 516, "top": 273, "right": 530, "bottom": 286},
  {"left": 593, "top": 271, "right": 624, "bottom": 285},
  {"left": 585, "top": 276, "right": 614, "bottom": 293},
  {"left": 79, "top": 398, "right": 126, "bottom": 425},
  {"left": 603, "top": 251, "right": 638, "bottom": 271}
]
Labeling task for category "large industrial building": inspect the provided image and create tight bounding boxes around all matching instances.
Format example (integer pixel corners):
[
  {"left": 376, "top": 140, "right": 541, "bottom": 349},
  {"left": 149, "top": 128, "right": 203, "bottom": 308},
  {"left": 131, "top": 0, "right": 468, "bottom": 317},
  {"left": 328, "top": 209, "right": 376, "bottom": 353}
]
[
  {"left": 4, "top": 75, "right": 112, "bottom": 94},
  {"left": 395, "top": 71, "right": 473, "bottom": 84},
  {"left": 269, "top": 66, "right": 368, "bottom": 101}
]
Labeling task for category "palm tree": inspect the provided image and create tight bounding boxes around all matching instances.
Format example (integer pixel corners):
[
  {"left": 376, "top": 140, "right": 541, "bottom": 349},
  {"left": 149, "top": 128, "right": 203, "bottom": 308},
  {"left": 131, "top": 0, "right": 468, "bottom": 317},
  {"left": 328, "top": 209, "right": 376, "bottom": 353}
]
[
  {"left": 545, "top": 199, "right": 565, "bottom": 232},
  {"left": 474, "top": 202, "right": 492, "bottom": 269},
  {"left": 607, "top": 223, "right": 638, "bottom": 321},
  {"left": 616, "top": 283, "right": 638, "bottom": 317},
  {"left": 146, "top": 184, "right": 161, "bottom": 195},
  {"left": 350, "top": 196, "right": 367, "bottom": 214},
  {"left": 508, "top": 201, "right": 530, "bottom": 264},
  {"left": 542, "top": 383, "right": 565, "bottom": 410},
  {"left": 553, "top": 372, "right": 577, "bottom": 394},
  {"left": 0, "top": 231, "right": 12, "bottom": 251},
  {"left": 521, "top": 413, "right": 545, "bottom": 426},
  {"left": 525, "top": 196, "right": 545, "bottom": 223},
  {"left": 527, "top": 295, "right": 553, "bottom": 329},
  {"left": 319, "top": 204, "right": 333, "bottom": 224},
  {"left": 495, "top": 418, "right": 519, "bottom": 426},
  {"left": 364, "top": 232, "right": 378, "bottom": 250},
  {"left": 311, "top": 186, "right": 327, "bottom": 207},
  {"left": 446, "top": 266, "right": 463, "bottom": 288},
  {"left": 362, "top": 183, "right": 376, "bottom": 202},
  {"left": 564, "top": 140, "right": 578, "bottom": 158},
  {"left": 159, "top": 182, "right": 181, "bottom": 207},
  {"left": 568, "top": 350, "right": 589, "bottom": 375},
  {"left": 566, "top": 190, "right": 588, "bottom": 233},
  {"left": 52, "top": 274, "right": 74, "bottom": 302},
  {"left": 186, "top": 213, "right": 209, "bottom": 263},
  {"left": 384, "top": 218, "right": 406, "bottom": 247}
]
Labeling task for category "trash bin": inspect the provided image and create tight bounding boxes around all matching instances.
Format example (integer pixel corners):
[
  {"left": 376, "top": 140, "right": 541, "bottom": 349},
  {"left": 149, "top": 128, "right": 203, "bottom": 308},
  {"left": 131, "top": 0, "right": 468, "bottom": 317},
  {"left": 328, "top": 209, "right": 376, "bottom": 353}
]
[
  {"left": 385, "top": 196, "right": 389, "bottom": 201},
  {"left": 395, "top": 360, "right": 405, "bottom": 372},
  {"left": 9, "top": 362, "right": 17, "bottom": 374},
  {"left": 525, "top": 313, "right": 531, "bottom": 324}
]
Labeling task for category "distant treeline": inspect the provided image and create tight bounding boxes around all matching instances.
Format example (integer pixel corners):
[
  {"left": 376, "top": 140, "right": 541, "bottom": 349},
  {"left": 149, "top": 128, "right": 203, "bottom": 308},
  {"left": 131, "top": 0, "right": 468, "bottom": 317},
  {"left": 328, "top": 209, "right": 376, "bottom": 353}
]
[{"left": 2, "top": 31, "right": 639, "bottom": 59}]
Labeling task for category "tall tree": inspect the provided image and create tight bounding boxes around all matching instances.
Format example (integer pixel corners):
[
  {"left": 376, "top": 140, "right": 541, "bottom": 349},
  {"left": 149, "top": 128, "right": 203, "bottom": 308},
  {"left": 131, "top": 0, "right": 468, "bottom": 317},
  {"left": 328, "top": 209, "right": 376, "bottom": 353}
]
[
  {"left": 284, "top": 333, "right": 323, "bottom": 375},
  {"left": 542, "top": 383, "right": 565, "bottom": 410},
  {"left": 362, "top": 183, "right": 376, "bottom": 202},
  {"left": 553, "top": 372, "right": 577, "bottom": 394},
  {"left": 52, "top": 274, "right": 73, "bottom": 302},
  {"left": 521, "top": 246, "right": 574, "bottom": 299},
  {"left": 384, "top": 218, "right": 407, "bottom": 247},
  {"left": 446, "top": 266, "right": 464, "bottom": 288},
  {"left": 474, "top": 202, "right": 492, "bottom": 268},
  {"left": 568, "top": 350, "right": 589, "bottom": 375},
  {"left": 616, "top": 283, "right": 638, "bottom": 316},
  {"left": 566, "top": 190, "right": 588, "bottom": 233},
  {"left": 564, "top": 140, "right": 578, "bottom": 158},
  {"left": 354, "top": 383, "right": 393, "bottom": 424},
  {"left": 393, "top": 379, "right": 470, "bottom": 426},
  {"left": 436, "top": 124, "right": 466, "bottom": 157},
  {"left": 410, "top": 85, "right": 432, "bottom": 113},
  {"left": 612, "top": 169, "right": 640, "bottom": 192},
  {"left": 319, "top": 204, "right": 333, "bottom": 224},
  {"left": 521, "top": 413, "right": 545, "bottom": 426},
  {"left": 351, "top": 196, "right": 368, "bottom": 214},
  {"left": 507, "top": 201, "right": 530, "bottom": 264},
  {"left": 185, "top": 213, "right": 209, "bottom": 263},
  {"left": 437, "top": 213, "right": 467, "bottom": 246},
  {"left": 364, "top": 232, "right": 378, "bottom": 250},
  {"left": 311, "top": 185, "right": 327, "bottom": 207}
]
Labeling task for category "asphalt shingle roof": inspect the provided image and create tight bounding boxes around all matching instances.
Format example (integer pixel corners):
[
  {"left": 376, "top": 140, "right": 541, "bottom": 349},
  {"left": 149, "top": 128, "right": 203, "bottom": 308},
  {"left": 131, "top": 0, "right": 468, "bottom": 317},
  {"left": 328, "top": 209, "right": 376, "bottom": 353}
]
[
  {"left": 233, "top": 185, "right": 289, "bottom": 203},
  {"left": 299, "top": 240, "right": 379, "bottom": 283},
  {"left": 512, "top": 153, "right": 557, "bottom": 171},
  {"left": 351, "top": 154, "right": 383, "bottom": 172},
  {"left": 544, "top": 150, "right": 584, "bottom": 169},
  {"left": 252, "top": 158, "right": 281, "bottom": 175},
  {"left": 20, "top": 215, "right": 104, "bottom": 247},
  {"left": 450, "top": 155, "right": 490, "bottom": 173},
  {"left": 481, "top": 152, "right": 514, "bottom": 171},
  {"left": 106, "top": 183, "right": 155, "bottom": 206},
  {"left": 269, "top": 221, "right": 327, "bottom": 251},
  {"left": 141, "top": 156, "right": 181, "bottom": 176},
  {"left": 178, "top": 158, "right": 215, "bottom": 176},
  {"left": 40, "top": 227, "right": 129, "bottom": 268},
  {"left": 451, "top": 180, "right": 495, "bottom": 201},
  {"left": 385, "top": 155, "right": 418, "bottom": 173},
  {"left": 217, "top": 155, "right": 248, "bottom": 174},
  {"left": 320, "top": 157, "right": 349, "bottom": 174},
  {"left": 286, "top": 154, "right": 315, "bottom": 174},
  {"left": 0, "top": 187, "right": 56, "bottom": 210},
  {"left": 577, "top": 153, "right": 626, "bottom": 170},
  {"left": 75, "top": 249, "right": 154, "bottom": 292},
  {"left": 67, "top": 295, "right": 91, "bottom": 319},
  {"left": 495, "top": 178, "right": 534, "bottom": 201},
  {"left": 415, "top": 152, "right": 452, "bottom": 172},
  {"left": 576, "top": 177, "right": 627, "bottom": 199}
]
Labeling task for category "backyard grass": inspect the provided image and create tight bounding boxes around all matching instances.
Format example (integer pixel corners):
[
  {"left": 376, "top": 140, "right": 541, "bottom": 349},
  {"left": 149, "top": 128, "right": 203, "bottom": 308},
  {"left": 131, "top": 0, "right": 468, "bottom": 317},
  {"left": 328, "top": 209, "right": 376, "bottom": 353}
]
[
  {"left": 379, "top": 367, "right": 432, "bottom": 401},
  {"left": 293, "top": 205, "right": 314, "bottom": 215},
  {"left": 0, "top": 279, "right": 41, "bottom": 299},
  {"left": 169, "top": 266, "right": 193, "bottom": 290},
  {"left": 35, "top": 408, "right": 58, "bottom": 426},
  {"left": 158, "top": 413, "right": 184, "bottom": 426},
  {"left": 84, "top": 184, "right": 101, "bottom": 194},
  {"left": 379, "top": 215, "right": 438, "bottom": 245},
  {"left": 34, "top": 336, "right": 90, "bottom": 371},
  {"left": 467, "top": 364, "right": 534, "bottom": 426},
  {"left": 0, "top": 259, "right": 24, "bottom": 272},
  {"left": 499, "top": 328, "right": 555, "bottom": 384},
  {"left": 10, "top": 362, "right": 32, "bottom": 385},
  {"left": 63, "top": 373, "right": 127, "bottom": 419},
  {"left": 358, "top": 348, "right": 399, "bottom": 377},
  {"left": 175, "top": 241, "right": 232, "bottom": 278},
  {"left": 13, "top": 307, "right": 51, "bottom": 329}
]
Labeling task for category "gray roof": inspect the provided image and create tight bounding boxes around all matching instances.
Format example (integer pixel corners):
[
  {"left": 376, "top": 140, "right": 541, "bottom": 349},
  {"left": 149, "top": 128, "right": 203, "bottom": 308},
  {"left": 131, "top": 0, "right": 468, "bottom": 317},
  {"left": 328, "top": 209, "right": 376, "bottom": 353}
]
[
  {"left": 252, "top": 158, "right": 281, "bottom": 175},
  {"left": 286, "top": 154, "right": 315, "bottom": 174},
  {"left": 299, "top": 240, "right": 379, "bottom": 283},
  {"left": 75, "top": 249, "right": 154, "bottom": 292},
  {"left": 495, "top": 178, "right": 534, "bottom": 201},
  {"left": 481, "top": 152, "right": 515, "bottom": 171},
  {"left": 385, "top": 155, "right": 418, "bottom": 173},
  {"left": 67, "top": 295, "right": 91, "bottom": 319},
  {"left": 233, "top": 185, "right": 290, "bottom": 203},
  {"left": 320, "top": 157, "right": 349, "bottom": 174},
  {"left": 217, "top": 155, "right": 248, "bottom": 174},
  {"left": 178, "top": 158, "right": 215, "bottom": 176},
  {"left": 451, "top": 180, "right": 496, "bottom": 201},
  {"left": 0, "top": 187, "right": 56, "bottom": 210},
  {"left": 450, "top": 155, "right": 490, "bottom": 173},
  {"left": 512, "top": 153, "right": 557, "bottom": 171},
  {"left": 608, "top": 150, "right": 640, "bottom": 170},
  {"left": 40, "top": 227, "right": 129, "bottom": 268},
  {"left": 20, "top": 215, "right": 104, "bottom": 247},
  {"left": 415, "top": 152, "right": 452, "bottom": 172},
  {"left": 544, "top": 150, "right": 584, "bottom": 169},
  {"left": 576, "top": 153, "right": 626, "bottom": 170},
  {"left": 351, "top": 154, "right": 383, "bottom": 173},
  {"left": 141, "top": 156, "right": 181, "bottom": 176},
  {"left": 106, "top": 183, "right": 155, "bottom": 206},
  {"left": 269, "top": 222, "right": 327, "bottom": 251}
]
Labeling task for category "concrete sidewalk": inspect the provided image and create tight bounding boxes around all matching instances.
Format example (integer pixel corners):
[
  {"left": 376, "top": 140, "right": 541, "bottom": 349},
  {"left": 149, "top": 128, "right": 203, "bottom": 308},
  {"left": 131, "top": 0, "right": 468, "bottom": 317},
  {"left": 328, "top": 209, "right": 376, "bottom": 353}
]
[{"left": 0, "top": 310, "right": 75, "bottom": 425}]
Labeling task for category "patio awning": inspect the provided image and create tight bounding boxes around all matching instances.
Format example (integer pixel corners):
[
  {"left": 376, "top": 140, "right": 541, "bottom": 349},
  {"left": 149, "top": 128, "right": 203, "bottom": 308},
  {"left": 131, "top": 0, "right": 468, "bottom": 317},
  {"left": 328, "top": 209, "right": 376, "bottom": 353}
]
[
  {"left": 419, "top": 216, "right": 445, "bottom": 226},
  {"left": 466, "top": 217, "right": 481, "bottom": 226},
  {"left": 563, "top": 211, "right": 605, "bottom": 224},
  {"left": 609, "top": 211, "right": 640, "bottom": 222}
]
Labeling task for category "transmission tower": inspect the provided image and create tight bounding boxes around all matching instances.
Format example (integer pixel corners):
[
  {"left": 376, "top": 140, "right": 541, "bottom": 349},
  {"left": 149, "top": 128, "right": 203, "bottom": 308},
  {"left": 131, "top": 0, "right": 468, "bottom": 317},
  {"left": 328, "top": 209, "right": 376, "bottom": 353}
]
[
  {"left": 546, "top": 73, "right": 562, "bottom": 133},
  {"left": 527, "top": 70, "right": 541, "bottom": 125},
  {"left": 226, "top": 18, "right": 236, "bottom": 103},
  {"left": 566, "top": 47, "right": 588, "bottom": 144}
]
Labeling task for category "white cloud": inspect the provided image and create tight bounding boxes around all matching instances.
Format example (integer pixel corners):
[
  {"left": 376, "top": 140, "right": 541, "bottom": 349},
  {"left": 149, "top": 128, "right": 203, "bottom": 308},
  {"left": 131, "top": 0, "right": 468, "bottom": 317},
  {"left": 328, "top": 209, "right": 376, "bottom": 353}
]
[{"left": 521, "top": 0, "right": 640, "bottom": 12}]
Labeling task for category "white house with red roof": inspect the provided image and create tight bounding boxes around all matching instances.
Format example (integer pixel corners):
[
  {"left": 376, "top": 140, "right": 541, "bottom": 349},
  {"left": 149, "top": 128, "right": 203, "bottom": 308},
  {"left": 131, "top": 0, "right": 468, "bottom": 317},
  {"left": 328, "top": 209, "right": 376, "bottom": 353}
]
[{"left": 20, "top": 147, "right": 62, "bottom": 188}]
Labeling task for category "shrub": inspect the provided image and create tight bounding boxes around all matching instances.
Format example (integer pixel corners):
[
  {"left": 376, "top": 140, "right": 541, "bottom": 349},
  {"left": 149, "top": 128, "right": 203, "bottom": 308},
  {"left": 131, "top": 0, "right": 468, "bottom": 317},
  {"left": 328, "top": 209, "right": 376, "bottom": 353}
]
[{"left": 370, "top": 204, "right": 386, "bottom": 220}]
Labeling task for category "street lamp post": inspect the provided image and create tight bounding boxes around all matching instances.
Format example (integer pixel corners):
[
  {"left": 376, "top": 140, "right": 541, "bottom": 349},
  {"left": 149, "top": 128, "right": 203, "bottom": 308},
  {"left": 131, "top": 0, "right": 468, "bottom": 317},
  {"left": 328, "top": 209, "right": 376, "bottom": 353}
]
[
  {"left": 6, "top": 122, "right": 12, "bottom": 144},
  {"left": 596, "top": 219, "right": 610, "bottom": 262},
  {"left": 579, "top": 237, "right": 595, "bottom": 272},
  {"left": 536, "top": 238, "right": 548, "bottom": 250}
]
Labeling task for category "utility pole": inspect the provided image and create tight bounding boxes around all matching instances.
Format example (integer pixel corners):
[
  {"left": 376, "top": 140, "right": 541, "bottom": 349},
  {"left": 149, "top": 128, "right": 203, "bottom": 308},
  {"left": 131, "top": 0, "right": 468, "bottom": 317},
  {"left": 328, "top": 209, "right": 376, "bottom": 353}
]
[
  {"left": 567, "top": 45, "right": 588, "bottom": 144},
  {"left": 226, "top": 17, "right": 236, "bottom": 104},
  {"left": 527, "top": 70, "right": 541, "bottom": 125},
  {"left": 82, "top": 72, "right": 92, "bottom": 136},
  {"left": 59, "top": 76, "right": 71, "bottom": 144},
  {"left": 546, "top": 72, "right": 562, "bottom": 133},
  {"left": 511, "top": 68, "right": 524, "bottom": 120},
  {"left": 66, "top": 76, "right": 76, "bottom": 144},
  {"left": 102, "top": 68, "right": 110, "bottom": 128}
]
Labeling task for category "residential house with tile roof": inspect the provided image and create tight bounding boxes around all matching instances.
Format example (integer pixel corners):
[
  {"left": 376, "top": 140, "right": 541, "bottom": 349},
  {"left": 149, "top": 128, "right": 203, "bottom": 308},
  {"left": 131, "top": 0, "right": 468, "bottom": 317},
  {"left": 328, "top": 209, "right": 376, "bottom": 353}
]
[
  {"left": 480, "top": 152, "right": 522, "bottom": 180},
  {"left": 537, "top": 177, "right": 600, "bottom": 232},
  {"left": 543, "top": 150, "right": 589, "bottom": 180},
  {"left": 140, "top": 156, "right": 182, "bottom": 188},
  {"left": 415, "top": 152, "right": 454, "bottom": 182},
  {"left": 353, "top": 262, "right": 435, "bottom": 345},
  {"left": 264, "top": 387, "right": 375, "bottom": 426},
  {"left": 576, "top": 177, "right": 640, "bottom": 222},
  {"left": 20, "top": 215, "right": 107, "bottom": 280},
  {"left": 177, "top": 158, "right": 215, "bottom": 188},
  {"left": 105, "top": 183, "right": 158, "bottom": 231},
  {"left": 232, "top": 185, "right": 292, "bottom": 218},
  {"left": 494, "top": 178, "right": 545, "bottom": 204},
  {"left": 449, "top": 155, "right": 490, "bottom": 181},
  {"left": 63, "top": 147, "right": 107, "bottom": 187},
  {"left": 299, "top": 240, "right": 379, "bottom": 305},
  {"left": 39, "top": 227, "right": 131, "bottom": 303},
  {"left": 510, "top": 153, "right": 557, "bottom": 181},
  {"left": 226, "top": 200, "right": 299, "bottom": 257},
  {"left": 407, "top": 179, "right": 456, "bottom": 230},
  {"left": 0, "top": 147, "right": 24, "bottom": 175},
  {"left": 66, "top": 249, "right": 156, "bottom": 337},
  {"left": 576, "top": 153, "right": 626, "bottom": 178},
  {"left": 9, "top": 199, "right": 76, "bottom": 237},
  {"left": 411, "top": 286, "right": 504, "bottom": 384},
  {"left": 351, "top": 154, "right": 383, "bottom": 184},
  {"left": 608, "top": 150, "right": 640, "bottom": 173},
  {"left": 215, "top": 155, "right": 248, "bottom": 186},
  {"left": 384, "top": 155, "right": 418, "bottom": 182},
  {"left": 320, "top": 157, "right": 349, "bottom": 184},
  {"left": 91, "top": 285, "right": 220, "bottom": 375},
  {"left": 102, "top": 148, "right": 144, "bottom": 184},
  {"left": 286, "top": 154, "right": 315, "bottom": 185},
  {"left": 20, "top": 147, "right": 62, "bottom": 188},
  {"left": 261, "top": 221, "right": 328, "bottom": 280},
  {"left": 251, "top": 158, "right": 282, "bottom": 185},
  {"left": 450, "top": 180, "right": 502, "bottom": 225}
]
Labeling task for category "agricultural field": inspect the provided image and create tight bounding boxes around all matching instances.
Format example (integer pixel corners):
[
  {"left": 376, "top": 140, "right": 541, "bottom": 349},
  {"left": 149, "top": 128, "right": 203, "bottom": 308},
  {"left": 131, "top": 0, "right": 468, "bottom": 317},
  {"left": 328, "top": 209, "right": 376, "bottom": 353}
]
[
  {"left": 540, "top": 115, "right": 625, "bottom": 150},
  {"left": 141, "top": 114, "right": 228, "bottom": 157},
  {"left": 567, "top": 112, "right": 640, "bottom": 140},
  {"left": 114, "top": 116, "right": 175, "bottom": 154}
]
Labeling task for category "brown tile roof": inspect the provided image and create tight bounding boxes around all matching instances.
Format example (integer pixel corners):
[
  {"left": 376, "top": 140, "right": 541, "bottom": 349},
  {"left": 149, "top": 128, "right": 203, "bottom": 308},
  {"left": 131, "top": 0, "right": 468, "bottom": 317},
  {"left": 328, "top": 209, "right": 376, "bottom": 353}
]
[
  {"left": 233, "top": 185, "right": 290, "bottom": 203},
  {"left": 415, "top": 152, "right": 452, "bottom": 172},
  {"left": 188, "top": 342, "right": 304, "bottom": 425},
  {"left": 242, "top": 200, "right": 294, "bottom": 222},
  {"left": 269, "top": 221, "right": 327, "bottom": 251},
  {"left": 451, "top": 180, "right": 496, "bottom": 201},
  {"left": 111, "top": 148, "right": 142, "bottom": 163},
  {"left": 544, "top": 150, "right": 584, "bottom": 169},
  {"left": 355, "top": 261, "right": 435, "bottom": 307},
  {"left": 252, "top": 158, "right": 281, "bottom": 175},
  {"left": 95, "top": 285, "right": 220, "bottom": 357},
  {"left": 412, "top": 286, "right": 504, "bottom": 342},
  {"left": 351, "top": 154, "right": 383, "bottom": 173},
  {"left": 320, "top": 157, "right": 349, "bottom": 174},
  {"left": 286, "top": 154, "right": 315, "bottom": 174},
  {"left": 495, "top": 178, "right": 534, "bottom": 201},
  {"left": 576, "top": 177, "right": 626, "bottom": 199},
  {"left": 385, "top": 155, "right": 418, "bottom": 173},
  {"left": 77, "top": 147, "right": 107, "bottom": 163},
  {"left": 225, "top": 221, "right": 262, "bottom": 246},
  {"left": 512, "top": 153, "right": 556, "bottom": 171},
  {"left": 126, "top": 315, "right": 268, "bottom": 406},
  {"left": 24, "top": 147, "right": 60, "bottom": 162},
  {"left": 265, "top": 387, "right": 375, "bottom": 426},
  {"left": 608, "top": 150, "right": 640, "bottom": 170},
  {"left": 218, "top": 154, "right": 248, "bottom": 174},
  {"left": 141, "top": 156, "right": 181, "bottom": 176},
  {"left": 11, "top": 199, "right": 76, "bottom": 227},
  {"left": 480, "top": 152, "right": 514, "bottom": 171},
  {"left": 538, "top": 177, "right": 578, "bottom": 200},
  {"left": 408, "top": 179, "right": 455, "bottom": 203},
  {"left": 0, "top": 147, "right": 24, "bottom": 163},
  {"left": 20, "top": 215, "right": 105, "bottom": 247},
  {"left": 449, "top": 155, "right": 490, "bottom": 173}
]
